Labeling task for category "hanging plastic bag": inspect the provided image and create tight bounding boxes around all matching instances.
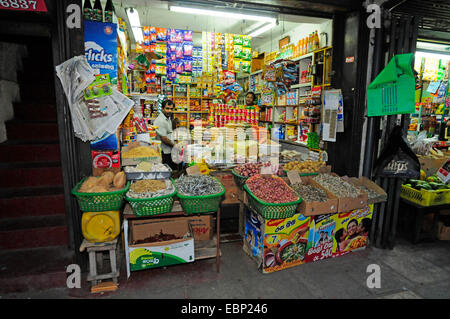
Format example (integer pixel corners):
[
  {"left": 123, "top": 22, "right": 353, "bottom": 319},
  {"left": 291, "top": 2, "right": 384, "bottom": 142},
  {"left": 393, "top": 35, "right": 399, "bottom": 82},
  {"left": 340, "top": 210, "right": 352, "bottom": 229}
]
[{"left": 373, "top": 125, "right": 421, "bottom": 179}]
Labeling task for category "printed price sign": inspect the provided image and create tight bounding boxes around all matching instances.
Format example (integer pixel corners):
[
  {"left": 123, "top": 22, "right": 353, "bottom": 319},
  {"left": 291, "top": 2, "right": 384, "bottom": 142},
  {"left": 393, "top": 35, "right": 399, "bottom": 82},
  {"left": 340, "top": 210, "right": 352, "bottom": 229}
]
[{"left": 0, "top": 0, "right": 47, "bottom": 11}]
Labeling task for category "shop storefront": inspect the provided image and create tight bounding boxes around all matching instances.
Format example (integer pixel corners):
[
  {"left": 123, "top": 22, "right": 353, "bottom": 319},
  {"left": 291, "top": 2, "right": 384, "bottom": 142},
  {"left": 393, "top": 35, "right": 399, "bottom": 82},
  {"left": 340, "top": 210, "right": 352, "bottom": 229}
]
[{"left": 1, "top": 0, "right": 448, "bottom": 293}]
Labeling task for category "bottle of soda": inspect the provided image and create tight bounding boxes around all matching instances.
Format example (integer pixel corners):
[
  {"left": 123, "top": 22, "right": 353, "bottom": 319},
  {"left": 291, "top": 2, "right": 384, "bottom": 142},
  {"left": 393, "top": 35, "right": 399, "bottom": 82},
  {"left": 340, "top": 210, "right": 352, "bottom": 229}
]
[
  {"left": 83, "top": 0, "right": 92, "bottom": 21},
  {"left": 104, "top": 0, "right": 114, "bottom": 23},
  {"left": 93, "top": 0, "right": 103, "bottom": 22}
]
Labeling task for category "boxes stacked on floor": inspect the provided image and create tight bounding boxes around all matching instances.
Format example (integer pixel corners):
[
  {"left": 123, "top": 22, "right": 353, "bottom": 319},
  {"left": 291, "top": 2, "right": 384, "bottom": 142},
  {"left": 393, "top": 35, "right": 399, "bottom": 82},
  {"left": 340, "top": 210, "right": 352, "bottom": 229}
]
[{"left": 242, "top": 171, "right": 386, "bottom": 274}]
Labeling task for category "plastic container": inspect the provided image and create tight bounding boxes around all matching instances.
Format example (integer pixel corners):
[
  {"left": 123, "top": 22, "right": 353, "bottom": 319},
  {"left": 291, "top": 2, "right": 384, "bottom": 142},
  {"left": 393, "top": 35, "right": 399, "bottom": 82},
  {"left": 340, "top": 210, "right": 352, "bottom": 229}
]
[
  {"left": 243, "top": 176, "right": 302, "bottom": 219},
  {"left": 400, "top": 184, "right": 450, "bottom": 207},
  {"left": 125, "top": 180, "right": 177, "bottom": 216},
  {"left": 72, "top": 178, "right": 130, "bottom": 212},
  {"left": 175, "top": 177, "right": 225, "bottom": 214},
  {"left": 81, "top": 210, "right": 121, "bottom": 242},
  {"left": 231, "top": 168, "right": 249, "bottom": 190},
  {"left": 367, "top": 53, "right": 415, "bottom": 116},
  {"left": 124, "top": 164, "right": 172, "bottom": 180}
]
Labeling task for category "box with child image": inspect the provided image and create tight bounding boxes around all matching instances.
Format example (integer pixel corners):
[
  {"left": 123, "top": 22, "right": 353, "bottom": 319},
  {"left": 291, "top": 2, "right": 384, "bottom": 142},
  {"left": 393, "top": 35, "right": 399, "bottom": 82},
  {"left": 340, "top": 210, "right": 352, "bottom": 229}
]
[{"left": 332, "top": 204, "right": 374, "bottom": 258}]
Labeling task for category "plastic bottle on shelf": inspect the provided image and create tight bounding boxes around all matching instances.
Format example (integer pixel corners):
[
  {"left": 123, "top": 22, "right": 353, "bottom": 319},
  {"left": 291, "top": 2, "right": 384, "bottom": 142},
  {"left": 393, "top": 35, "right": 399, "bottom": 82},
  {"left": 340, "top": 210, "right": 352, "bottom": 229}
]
[
  {"left": 315, "top": 31, "right": 320, "bottom": 50},
  {"left": 93, "top": 0, "right": 103, "bottom": 22},
  {"left": 83, "top": 0, "right": 93, "bottom": 21},
  {"left": 104, "top": 0, "right": 114, "bottom": 23}
]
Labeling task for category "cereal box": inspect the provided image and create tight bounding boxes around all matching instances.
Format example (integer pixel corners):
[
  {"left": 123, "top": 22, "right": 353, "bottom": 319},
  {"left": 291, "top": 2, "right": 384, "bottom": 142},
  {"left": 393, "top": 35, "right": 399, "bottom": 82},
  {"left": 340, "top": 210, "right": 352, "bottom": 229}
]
[
  {"left": 243, "top": 208, "right": 311, "bottom": 274},
  {"left": 332, "top": 204, "right": 374, "bottom": 257},
  {"left": 305, "top": 213, "right": 337, "bottom": 263}
]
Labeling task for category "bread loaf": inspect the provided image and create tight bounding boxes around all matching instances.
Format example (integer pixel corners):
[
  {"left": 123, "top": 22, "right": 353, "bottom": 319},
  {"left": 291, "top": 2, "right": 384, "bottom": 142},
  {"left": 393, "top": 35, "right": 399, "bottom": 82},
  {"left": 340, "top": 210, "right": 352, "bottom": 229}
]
[{"left": 113, "top": 171, "right": 126, "bottom": 189}]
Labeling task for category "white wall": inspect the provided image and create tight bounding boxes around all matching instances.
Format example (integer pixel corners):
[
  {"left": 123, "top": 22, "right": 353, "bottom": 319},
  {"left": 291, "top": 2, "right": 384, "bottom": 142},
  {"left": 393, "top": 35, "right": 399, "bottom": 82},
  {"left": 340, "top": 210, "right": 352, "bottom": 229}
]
[{"left": 254, "top": 20, "right": 333, "bottom": 54}]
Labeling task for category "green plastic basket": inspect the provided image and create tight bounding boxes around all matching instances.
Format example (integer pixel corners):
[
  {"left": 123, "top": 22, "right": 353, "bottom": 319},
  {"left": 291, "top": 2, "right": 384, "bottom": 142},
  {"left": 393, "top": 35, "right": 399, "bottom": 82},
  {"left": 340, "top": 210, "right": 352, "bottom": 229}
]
[
  {"left": 175, "top": 177, "right": 225, "bottom": 214},
  {"left": 283, "top": 169, "right": 319, "bottom": 177},
  {"left": 231, "top": 169, "right": 249, "bottom": 190},
  {"left": 243, "top": 183, "right": 302, "bottom": 219},
  {"left": 72, "top": 177, "right": 130, "bottom": 212},
  {"left": 125, "top": 181, "right": 176, "bottom": 217},
  {"left": 367, "top": 53, "right": 416, "bottom": 117}
]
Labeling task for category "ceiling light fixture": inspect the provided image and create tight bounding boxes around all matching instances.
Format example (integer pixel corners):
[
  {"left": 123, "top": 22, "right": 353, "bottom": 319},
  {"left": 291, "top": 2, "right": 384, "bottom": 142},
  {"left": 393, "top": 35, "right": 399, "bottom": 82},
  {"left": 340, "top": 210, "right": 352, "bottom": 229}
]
[
  {"left": 126, "top": 7, "right": 144, "bottom": 43},
  {"left": 249, "top": 21, "right": 277, "bottom": 38},
  {"left": 169, "top": 5, "right": 276, "bottom": 24},
  {"left": 416, "top": 50, "right": 450, "bottom": 61}
]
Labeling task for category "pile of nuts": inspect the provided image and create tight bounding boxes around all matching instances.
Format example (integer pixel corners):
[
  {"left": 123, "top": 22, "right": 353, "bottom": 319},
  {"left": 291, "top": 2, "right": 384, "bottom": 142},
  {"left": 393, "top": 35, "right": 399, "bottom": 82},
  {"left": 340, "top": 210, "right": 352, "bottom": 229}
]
[
  {"left": 291, "top": 183, "right": 328, "bottom": 202},
  {"left": 313, "top": 174, "right": 363, "bottom": 198},
  {"left": 246, "top": 175, "right": 298, "bottom": 204},
  {"left": 283, "top": 160, "right": 325, "bottom": 173},
  {"left": 127, "top": 179, "right": 174, "bottom": 199},
  {"left": 356, "top": 185, "right": 379, "bottom": 200},
  {"left": 234, "top": 162, "right": 283, "bottom": 177}
]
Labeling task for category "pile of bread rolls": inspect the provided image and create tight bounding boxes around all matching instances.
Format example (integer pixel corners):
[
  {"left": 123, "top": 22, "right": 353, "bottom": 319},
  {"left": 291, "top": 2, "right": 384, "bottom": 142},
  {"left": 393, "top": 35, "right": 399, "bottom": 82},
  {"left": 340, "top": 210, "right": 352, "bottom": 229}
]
[{"left": 79, "top": 171, "right": 126, "bottom": 193}]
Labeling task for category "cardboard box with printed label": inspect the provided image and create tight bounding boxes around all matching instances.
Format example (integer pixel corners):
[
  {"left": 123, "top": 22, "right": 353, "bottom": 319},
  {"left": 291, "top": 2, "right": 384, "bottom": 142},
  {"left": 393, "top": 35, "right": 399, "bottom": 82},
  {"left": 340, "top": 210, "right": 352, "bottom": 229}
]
[
  {"left": 127, "top": 218, "right": 194, "bottom": 272},
  {"left": 289, "top": 175, "right": 339, "bottom": 216},
  {"left": 305, "top": 213, "right": 337, "bottom": 263},
  {"left": 243, "top": 208, "right": 311, "bottom": 274},
  {"left": 332, "top": 204, "right": 373, "bottom": 258},
  {"left": 178, "top": 215, "right": 213, "bottom": 241}
]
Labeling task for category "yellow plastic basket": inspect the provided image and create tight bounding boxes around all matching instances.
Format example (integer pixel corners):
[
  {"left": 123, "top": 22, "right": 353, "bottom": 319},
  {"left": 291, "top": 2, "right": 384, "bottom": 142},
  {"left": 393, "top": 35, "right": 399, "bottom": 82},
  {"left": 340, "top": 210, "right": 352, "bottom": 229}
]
[{"left": 400, "top": 185, "right": 450, "bottom": 207}]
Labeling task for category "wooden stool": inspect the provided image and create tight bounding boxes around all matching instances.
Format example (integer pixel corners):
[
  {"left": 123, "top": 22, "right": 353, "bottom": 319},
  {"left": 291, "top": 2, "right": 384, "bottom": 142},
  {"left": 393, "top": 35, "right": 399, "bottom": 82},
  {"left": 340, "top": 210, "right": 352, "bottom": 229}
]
[{"left": 79, "top": 238, "right": 120, "bottom": 286}]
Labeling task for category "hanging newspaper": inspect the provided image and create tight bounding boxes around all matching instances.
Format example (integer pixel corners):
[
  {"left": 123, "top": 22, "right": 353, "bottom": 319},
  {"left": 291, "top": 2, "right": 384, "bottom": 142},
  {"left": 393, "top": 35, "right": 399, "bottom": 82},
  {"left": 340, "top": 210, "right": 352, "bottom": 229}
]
[{"left": 55, "top": 56, "right": 134, "bottom": 142}]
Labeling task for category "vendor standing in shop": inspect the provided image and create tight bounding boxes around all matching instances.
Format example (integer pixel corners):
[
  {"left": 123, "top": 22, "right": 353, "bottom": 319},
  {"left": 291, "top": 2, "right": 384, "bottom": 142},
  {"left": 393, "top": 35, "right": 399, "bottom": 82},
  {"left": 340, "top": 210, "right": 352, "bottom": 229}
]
[
  {"left": 245, "top": 91, "right": 257, "bottom": 106},
  {"left": 154, "top": 99, "right": 178, "bottom": 170}
]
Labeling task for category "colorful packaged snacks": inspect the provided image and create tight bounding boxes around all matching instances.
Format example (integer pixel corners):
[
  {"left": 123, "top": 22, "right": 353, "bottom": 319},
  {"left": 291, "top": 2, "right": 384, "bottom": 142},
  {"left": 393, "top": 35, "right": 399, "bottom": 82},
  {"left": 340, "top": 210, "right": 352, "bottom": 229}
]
[
  {"left": 169, "top": 42, "right": 177, "bottom": 52},
  {"left": 175, "top": 29, "right": 184, "bottom": 43},
  {"left": 184, "top": 58, "right": 193, "bottom": 72},
  {"left": 183, "top": 41, "right": 193, "bottom": 57},
  {"left": 175, "top": 44, "right": 184, "bottom": 58},
  {"left": 233, "top": 45, "right": 242, "bottom": 59},
  {"left": 176, "top": 60, "right": 184, "bottom": 74},
  {"left": 184, "top": 30, "right": 193, "bottom": 41},
  {"left": 241, "top": 61, "right": 251, "bottom": 74},
  {"left": 233, "top": 35, "right": 243, "bottom": 45},
  {"left": 169, "top": 52, "right": 177, "bottom": 62},
  {"left": 169, "top": 29, "right": 177, "bottom": 42},
  {"left": 242, "top": 47, "right": 252, "bottom": 61},
  {"left": 143, "top": 27, "right": 150, "bottom": 37},
  {"left": 242, "top": 35, "right": 251, "bottom": 48},
  {"left": 156, "top": 28, "right": 167, "bottom": 41}
]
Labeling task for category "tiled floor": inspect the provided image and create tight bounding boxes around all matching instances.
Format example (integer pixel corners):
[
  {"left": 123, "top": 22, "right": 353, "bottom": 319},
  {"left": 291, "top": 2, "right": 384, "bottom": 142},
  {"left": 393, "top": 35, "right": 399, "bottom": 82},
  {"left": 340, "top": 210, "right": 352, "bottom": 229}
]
[{"left": 1, "top": 237, "right": 449, "bottom": 299}]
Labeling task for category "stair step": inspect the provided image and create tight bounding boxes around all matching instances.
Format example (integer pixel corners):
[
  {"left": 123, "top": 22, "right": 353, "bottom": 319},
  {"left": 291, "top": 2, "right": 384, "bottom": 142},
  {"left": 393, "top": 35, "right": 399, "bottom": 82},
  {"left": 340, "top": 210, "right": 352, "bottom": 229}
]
[
  {"left": 0, "top": 246, "right": 74, "bottom": 293},
  {"left": 0, "top": 225, "right": 68, "bottom": 250},
  {"left": 5, "top": 120, "right": 59, "bottom": 141},
  {"left": 0, "top": 165, "right": 62, "bottom": 188},
  {"left": 0, "top": 185, "right": 64, "bottom": 199},
  {"left": 0, "top": 215, "right": 67, "bottom": 232},
  {"left": 13, "top": 102, "right": 57, "bottom": 122},
  {"left": 0, "top": 143, "right": 60, "bottom": 162},
  {"left": 0, "top": 194, "right": 65, "bottom": 219},
  {"left": 19, "top": 83, "right": 55, "bottom": 100}
]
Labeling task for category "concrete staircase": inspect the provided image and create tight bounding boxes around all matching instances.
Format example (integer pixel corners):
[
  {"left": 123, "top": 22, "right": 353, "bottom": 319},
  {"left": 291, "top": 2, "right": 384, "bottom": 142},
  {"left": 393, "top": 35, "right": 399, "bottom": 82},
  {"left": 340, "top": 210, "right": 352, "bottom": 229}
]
[{"left": 0, "top": 37, "right": 75, "bottom": 294}]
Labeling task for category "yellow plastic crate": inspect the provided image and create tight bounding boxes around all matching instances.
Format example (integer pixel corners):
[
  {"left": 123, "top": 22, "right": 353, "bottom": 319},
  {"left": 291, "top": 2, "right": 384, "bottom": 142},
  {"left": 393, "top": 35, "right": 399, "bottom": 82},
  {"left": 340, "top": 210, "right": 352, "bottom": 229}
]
[{"left": 400, "top": 185, "right": 449, "bottom": 207}]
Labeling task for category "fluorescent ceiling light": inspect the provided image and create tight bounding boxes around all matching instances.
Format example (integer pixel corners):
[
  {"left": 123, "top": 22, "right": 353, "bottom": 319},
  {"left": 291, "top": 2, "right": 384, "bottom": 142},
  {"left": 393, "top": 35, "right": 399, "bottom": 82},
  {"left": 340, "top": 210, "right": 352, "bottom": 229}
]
[
  {"left": 416, "top": 50, "right": 450, "bottom": 61},
  {"left": 249, "top": 22, "right": 276, "bottom": 38},
  {"left": 126, "top": 7, "right": 144, "bottom": 43},
  {"left": 169, "top": 5, "right": 276, "bottom": 23}
]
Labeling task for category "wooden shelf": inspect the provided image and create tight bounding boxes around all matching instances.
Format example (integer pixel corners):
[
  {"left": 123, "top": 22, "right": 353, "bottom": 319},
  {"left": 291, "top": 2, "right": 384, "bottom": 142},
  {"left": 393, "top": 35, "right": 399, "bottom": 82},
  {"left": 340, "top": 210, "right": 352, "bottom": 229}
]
[{"left": 291, "top": 82, "right": 312, "bottom": 89}]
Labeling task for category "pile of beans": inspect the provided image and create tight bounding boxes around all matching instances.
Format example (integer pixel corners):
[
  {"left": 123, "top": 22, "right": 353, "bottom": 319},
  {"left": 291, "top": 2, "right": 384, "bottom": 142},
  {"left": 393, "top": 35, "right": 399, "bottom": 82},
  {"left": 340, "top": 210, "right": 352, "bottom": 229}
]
[
  {"left": 313, "top": 174, "right": 363, "bottom": 198},
  {"left": 176, "top": 175, "right": 223, "bottom": 196},
  {"left": 246, "top": 175, "right": 298, "bottom": 203},
  {"left": 235, "top": 162, "right": 283, "bottom": 177},
  {"left": 291, "top": 183, "right": 328, "bottom": 202}
]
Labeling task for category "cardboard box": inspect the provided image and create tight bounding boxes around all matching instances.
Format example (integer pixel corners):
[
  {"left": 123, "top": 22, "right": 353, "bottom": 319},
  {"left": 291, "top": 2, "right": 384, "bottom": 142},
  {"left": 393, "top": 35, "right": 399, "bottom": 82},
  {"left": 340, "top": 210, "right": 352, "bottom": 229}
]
[
  {"left": 332, "top": 205, "right": 373, "bottom": 258},
  {"left": 437, "top": 221, "right": 450, "bottom": 241},
  {"left": 121, "top": 142, "right": 162, "bottom": 166},
  {"left": 294, "top": 176, "right": 339, "bottom": 216},
  {"left": 92, "top": 150, "right": 121, "bottom": 176},
  {"left": 417, "top": 155, "right": 447, "bottom": 177},
  {"left": 178, "top": 215, "right": 213, "bottom": 241},
  {"left": 127, "top": 218, "right": 194, "bottom": 272},
  {"left": 350, "top": 176, "right": 388, "bottom": 204},
  {"left": 327, "top": 173, "right": 368, "bottom": 213},
  {"left": 305, "top": 213, "right": 337, "bottom": 263},
  {"left": 243, "top": 208, "right": 311, "bottom": 274}
]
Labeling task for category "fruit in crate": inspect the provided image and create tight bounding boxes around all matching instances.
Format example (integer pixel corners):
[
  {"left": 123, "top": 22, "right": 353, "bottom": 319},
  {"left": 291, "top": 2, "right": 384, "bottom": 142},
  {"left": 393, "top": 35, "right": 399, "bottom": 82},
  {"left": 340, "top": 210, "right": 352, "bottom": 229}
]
[{"left": 283, "top": 160, "right": 325, "bottom": 173}]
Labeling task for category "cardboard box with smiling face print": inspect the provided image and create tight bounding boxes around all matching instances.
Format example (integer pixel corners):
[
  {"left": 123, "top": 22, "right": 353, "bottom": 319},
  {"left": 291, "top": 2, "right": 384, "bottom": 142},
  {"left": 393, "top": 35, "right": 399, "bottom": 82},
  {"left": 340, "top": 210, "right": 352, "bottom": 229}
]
[{"left": 332, "top": 204, "right": 374, "bottom": 258}]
